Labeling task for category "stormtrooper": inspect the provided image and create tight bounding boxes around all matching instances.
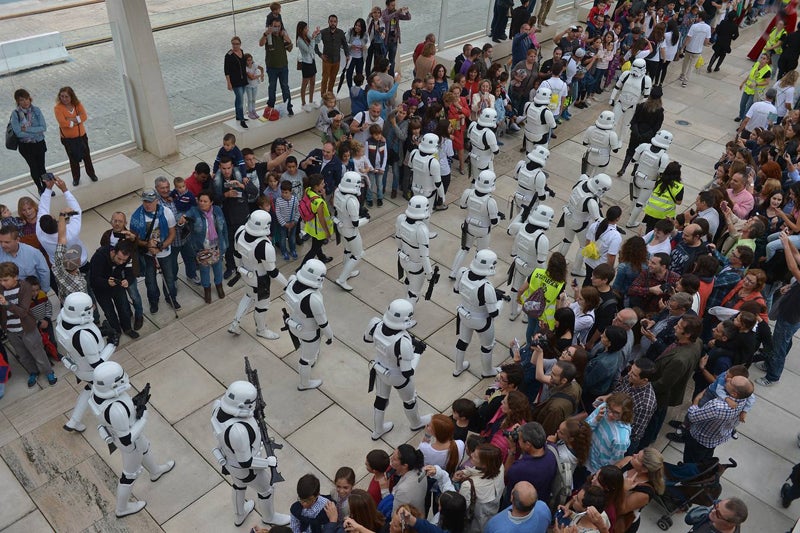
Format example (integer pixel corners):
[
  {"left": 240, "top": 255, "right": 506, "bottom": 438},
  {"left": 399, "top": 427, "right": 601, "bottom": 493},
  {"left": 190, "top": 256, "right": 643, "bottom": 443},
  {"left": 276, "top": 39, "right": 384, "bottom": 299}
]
[
  {"left": 467, "top": 108, "right": 500, "bottom": 181},
  {"left": 507, "top": 204, "right": 555, "bottom": 320},
  {"left": 229, "top": 210, "right": 288, "bottom": 339},
  {"left": 453, "top": 249, "right": 503, "bottom": 378},
  {"left": 626, "top": 129, "right": 673, "bottom": 228},
  {"left": 608, "top": 58, "right": 652, "bottom": 140},
  {"left": 364, "top": 299, "right": 431, "bottom": 440},
  {"left": 557, "top": 173, "right": 613, "bottom": 276},
  {"left": 89, "top": 361, "right": 175, "bottom": 517},
  {"left": 582, "top": 110, "right": 621, "bottom": 177},
  {"left": 409, "top": 133, "right": 445, "bottom": 238},
  {"left": 55, "top": 291, "right": 116, "bottom": 433},
  {"left": 211, "top": 381, "right": 291, "bottom": 527},
  {"left": 283, "top": 259, "right": 334, "bottom": 391},
  {"left": 450, "top": 170, "right": 502, "bottom": 278},
  {"left": 522, "top": 87, "right": 557, "bottom": 150},
  {"left": 333, "top": 171, "right": 370, "bottom": 291},
  {"left": 510, "top": 145, "right": 552, "bottom": 230},
  {"left": 395, "top": 195, "right": 434, "bottom": 306}
]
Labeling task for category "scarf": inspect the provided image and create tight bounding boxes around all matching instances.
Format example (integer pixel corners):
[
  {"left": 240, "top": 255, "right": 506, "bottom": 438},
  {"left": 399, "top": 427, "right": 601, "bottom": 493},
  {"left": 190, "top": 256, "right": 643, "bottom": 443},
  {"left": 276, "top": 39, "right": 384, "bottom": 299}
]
[
  {"left": 203, "top": 207, "right": 218, "bottom": 243},
  {"left": 130, "top": 204, "right": 169, "bottom": 242}
]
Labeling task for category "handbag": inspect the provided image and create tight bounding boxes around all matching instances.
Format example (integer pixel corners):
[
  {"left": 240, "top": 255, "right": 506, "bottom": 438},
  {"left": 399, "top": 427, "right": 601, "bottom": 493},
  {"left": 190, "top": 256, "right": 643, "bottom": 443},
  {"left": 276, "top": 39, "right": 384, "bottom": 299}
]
[
  {"left": 196, "top": 244, "right": 220, "bottom": 266},
  {"left": 581, "top": 240, "right": 600, "bottom": 259},
  {"left": 5, "top": 111, "right": 21, "bottom": 151},
  {"left": 523, "top": 287, "right": 547, "bottom": 318}
]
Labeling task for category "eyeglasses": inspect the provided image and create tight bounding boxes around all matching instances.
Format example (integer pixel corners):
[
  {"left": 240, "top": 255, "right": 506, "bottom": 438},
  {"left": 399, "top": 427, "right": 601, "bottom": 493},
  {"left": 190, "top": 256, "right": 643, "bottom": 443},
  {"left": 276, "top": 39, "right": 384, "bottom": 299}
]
[{"left": 712, "top": 500, "right": 735, "bottom": 523}]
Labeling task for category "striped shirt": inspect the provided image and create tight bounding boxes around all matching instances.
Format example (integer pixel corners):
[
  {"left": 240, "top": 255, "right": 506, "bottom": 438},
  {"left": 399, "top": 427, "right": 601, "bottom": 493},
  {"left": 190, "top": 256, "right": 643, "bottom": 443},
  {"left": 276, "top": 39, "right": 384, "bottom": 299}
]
[
  {"left": 687, "top": 397, "right": 747, "bottom": 448},
  {"left": 274, "top": 194, "right": 300, "bottom": 226},
  {"left": 614, "top": 377, "right": 657, "bottom": 443},
  {"left": 3, "top": 286, "right": 22, "bottom": 333},
  {"left": 586, "top": 404, "right": 632, "bottom": 472}
]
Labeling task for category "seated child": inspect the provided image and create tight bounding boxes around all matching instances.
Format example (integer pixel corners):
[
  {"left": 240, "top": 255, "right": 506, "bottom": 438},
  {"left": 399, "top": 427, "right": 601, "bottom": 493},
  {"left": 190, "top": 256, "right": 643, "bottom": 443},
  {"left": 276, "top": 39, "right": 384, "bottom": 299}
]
[
  {"left": 290, "top": 474, "right": 332, "bottom": 533},
  {"left": 170, "top": 176, "right": 197, "bottom": 213}
]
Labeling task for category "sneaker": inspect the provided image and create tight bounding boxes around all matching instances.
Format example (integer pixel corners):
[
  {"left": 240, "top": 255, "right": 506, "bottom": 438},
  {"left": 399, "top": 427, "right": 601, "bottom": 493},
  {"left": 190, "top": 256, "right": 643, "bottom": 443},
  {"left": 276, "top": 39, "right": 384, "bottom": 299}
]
[
  {"left": 377, "top": 199, "right": 383, "bottom": 207},
  {"left": 134, "top": 315, "right": 144, "bottom": 331},
  {"left": 240, "top": 120, "right": 248, "bottom": 128},
  {"left": 191, "top": 273, "right": 201, "bottom": 285},
  {"left": 149, "top": 302, "right": 159, "bottom": 314},
  {"left": 321, "top": 255, "right": 333, "bottom": 263},
  {"left": 733, "top": 117, "right": 742, "bottom": 122},
  {"left": 681, "top": 81, "right": 687, "bottom": 87},
  {"left": 291, "top": 251, "right": 298, "bottom": 259},
  {"left": 754, "top": 361, "right": 767, "bottom": 371},
  {"left": 755, "top": 377, "right": 776, "bottom": 386},
  {"left": 509, "top": 122, "right": 520, "bottom": 132},
  {"left": 668, "top": 420, "right": 685, "bottom": 430},
  {"left": 283, "top": 252, "right": 290, "bottom": 260},
  {"left": 287, "top": 106, "right": 294, "bottom": 116},
  {"left": 781, "top": 482, "right": 793, "bottom": 508},
  {"left": 433, "top": 204, "right": 449, "bottom": 211},
  {"left": 731, "top": 429, "right": 738, "bottom": 440},
  {"left": 47, "top": 372, "right": 57, "bottom": 386},
  {"left": 27, "top": 373, "right": 38, "bottom": 388}
]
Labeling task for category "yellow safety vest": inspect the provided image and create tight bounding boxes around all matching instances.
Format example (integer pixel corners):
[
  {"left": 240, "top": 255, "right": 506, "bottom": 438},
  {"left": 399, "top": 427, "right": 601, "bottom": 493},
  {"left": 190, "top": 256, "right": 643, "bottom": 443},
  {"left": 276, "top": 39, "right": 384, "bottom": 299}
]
[
  {"left": 303, "top": 188, "right": 334, "bottom": 239},
  {"left": 766, "top": 28, "right": 787, "bottom": 55},
  {"left": 520, "top": 268, "right": 565, "bottom": 329},
  {"left": 744, "top": 62, "right": 772, "bottom": 95},
  {"left": 643, "top": 181, "right": 684, "bottom": 219}
]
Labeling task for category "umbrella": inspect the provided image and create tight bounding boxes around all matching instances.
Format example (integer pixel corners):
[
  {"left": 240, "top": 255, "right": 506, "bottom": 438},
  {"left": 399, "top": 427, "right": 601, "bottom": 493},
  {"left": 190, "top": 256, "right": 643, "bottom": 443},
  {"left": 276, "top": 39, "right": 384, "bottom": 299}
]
[{"left": 337, "top": 63, "right": 348, "bottom": 93}]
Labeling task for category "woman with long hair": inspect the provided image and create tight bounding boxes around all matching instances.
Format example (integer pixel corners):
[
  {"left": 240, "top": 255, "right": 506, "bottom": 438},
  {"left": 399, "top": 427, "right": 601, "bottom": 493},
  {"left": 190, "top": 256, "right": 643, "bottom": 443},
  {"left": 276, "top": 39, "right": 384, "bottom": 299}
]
[
  {"left": 774, "top": 69, "right": 799, "bottom": 123},
  {"left": 432, "top": 64, "right": 449, "bottom": 99},
  {"left": 656, "top": 19, "right": 680, "bottom": 86},
  {"left": 341, "top": 489, "right": 386, "bottom": 533},
  {"left": 707, "top": 11, "right": 739, "bottom": 73},
  {"left": 548, "top": 418, "right": 593, "bottom": 491},
  {"left": 346, "top": 18, "right": 370, "bottom": 89},
  {"left": 419, "top": 414, "right": 464, "bottom": 476},
  {"left": 641, "top": 161, "right": 684, "bottom": 232},
  {"left": 365, "top": 7, "right": 386, "bottom": 75},
  {"left": 548, "top": 307, "right": 576, "bottom": 352},
  {"left": 756, "top": 189, "right": 786, "bottom": 234},
  {"left": 398, "top": 491, "right": 467, "bottom": 533},
  {"left": 644, "top": 22, "right": 666, "bottom": 80},
  {"left": 453, "top": 443, "right": 505, "bottom": 533},
  {"left": 582, "top": 326, "right": 628, "bottom": 412},
  {"left": 615, "top": 448, "right": 665, "bottom": 532},
  {"left": 54, "top": 87, "right": 97, "bottom": 186},
  {"left": 720, "top": 268, "right": 769, "bottom": 322},
  {"left": 617, "top": 87, "right": 664, "bottom": 176},
  {"left": 481, "top": 390, "right": 531, "bottom": 462},
  {"left": 414, "top": 42, "right": 437, "bottom": 79},
  {"left": 612, "top": 236, "right": 648, "bottom": 301},
  {"left": 586, "top": 393, "right": 634, "bottom": 474},
  {"left": 185, "top": 191, "right": 228, "bottom": 304},
  {"left": 390, "top": 445, "right": 428, "bottom": 513},
  {"left": 592, "top": 465, "right": 626, "bottom": 531},
  {"left": 296, "top": 21, "right": 322, "bottom": 110},
  {"left": 570, "top": 286, "right": 601, "bottom": 345}
]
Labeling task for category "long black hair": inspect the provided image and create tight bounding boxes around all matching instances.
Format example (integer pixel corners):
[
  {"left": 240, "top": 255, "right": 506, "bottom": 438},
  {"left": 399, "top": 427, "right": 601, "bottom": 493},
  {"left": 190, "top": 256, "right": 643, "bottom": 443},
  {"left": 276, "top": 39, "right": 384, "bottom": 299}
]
[
  {"left": 654, "top": 161, "right": 682, "bottom": 195},
  {"left": 594, "top": 206, "right": 622, "bottom": 240}
]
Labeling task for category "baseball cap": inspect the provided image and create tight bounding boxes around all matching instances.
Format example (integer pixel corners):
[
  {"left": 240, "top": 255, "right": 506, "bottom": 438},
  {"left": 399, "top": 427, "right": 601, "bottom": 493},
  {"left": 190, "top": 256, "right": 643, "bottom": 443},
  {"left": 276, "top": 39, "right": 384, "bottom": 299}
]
[
  {"left": 141, "top": 189, "right": 157, "bottom": 202},
  {"left": 63, "top": 245, "right": 82, "bottom": 271},
  {"left": 569, "top": 25, "right": 578, "bottom": 30}
]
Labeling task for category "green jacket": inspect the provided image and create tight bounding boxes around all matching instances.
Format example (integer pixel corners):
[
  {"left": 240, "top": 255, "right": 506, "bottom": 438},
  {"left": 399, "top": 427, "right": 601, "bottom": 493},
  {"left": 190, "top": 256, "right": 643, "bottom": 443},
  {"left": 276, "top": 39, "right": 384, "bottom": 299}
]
[{"left": 651, "top": 339, "right": 702, "bottom": 409}]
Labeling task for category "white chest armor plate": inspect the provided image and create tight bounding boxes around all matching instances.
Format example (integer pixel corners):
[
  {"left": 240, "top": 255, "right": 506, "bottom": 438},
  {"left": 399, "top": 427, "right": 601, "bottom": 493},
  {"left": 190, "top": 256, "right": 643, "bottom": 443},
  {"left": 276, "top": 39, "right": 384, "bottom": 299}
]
[
  {"left": 469, "top": 126, "right": 492, "bottom": 156},
  {"left": 211, "top": 401, "right": 261, "bottom": 463},
  {"left": 236, "top": 228, "right": 274, "bottom": 276},
  {"left": 55, "top": 321, "right": 104, "bottom": 381},
  {"left": 465, "top": 191, "right": 492, "bottom": 228},
  {"left": 373, "top": 324, "right": 404, "bottom": 369},
  {"left": 618, "top": 74, "right": 643, "bottom": 108},
  {"left": 586, "top": 128, "right": 611, "bottom": 159},
  {"left": 516, "top": 228, "right": 545, "bottom": 265},
  {"left": 636, "top": 146, "right": 666, "bottom": 180},
  {"left": 525, "top": 104, "right": 550, "bottom": 138},
  {"left": 516, "top": 165, "right": 545, "bottom": 204},
  {"left": 285, "top": 280, "right": 318, "bottom": 331},
  {"left": 90, "top": 394, "right": 136, "bottom": 436},
  {"left": 396, "top": 218, "right": 425, "bottom": 262},
  {"left": 333, "top": 191, "right": 359, "bottom": 236},
  {"left": 567, "top": 183, "right": 592, "bottom": 222},
  {"left": 458, "top": 273, "right": 488, "bottom": 313}
]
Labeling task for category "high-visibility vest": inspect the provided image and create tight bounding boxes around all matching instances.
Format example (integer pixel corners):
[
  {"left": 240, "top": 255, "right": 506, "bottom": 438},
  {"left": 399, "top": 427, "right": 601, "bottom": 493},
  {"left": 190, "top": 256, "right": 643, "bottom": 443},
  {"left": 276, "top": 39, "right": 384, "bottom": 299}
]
[
  {"left": 303, "top": 188, "right": 334, "bottom": 239},
  {"left": 520, "top": 268, "right": 565, "bottom": 329},
  {"left": 744, "top": 62, "right": 772, "bottom": 95},
  {"left": 766, "top": 28, "right": 787, "bottom": 55},
  {"left": 643, "top": 181, "right": 684, "bottom": 219}
]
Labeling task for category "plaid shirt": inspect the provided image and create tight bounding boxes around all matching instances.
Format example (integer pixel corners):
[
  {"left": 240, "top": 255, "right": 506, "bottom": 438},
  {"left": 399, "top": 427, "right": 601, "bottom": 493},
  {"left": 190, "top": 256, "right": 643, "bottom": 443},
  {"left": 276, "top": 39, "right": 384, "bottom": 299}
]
[
  {"left": 706, "top": 266, "right": 745, "bottom": 308},
  {"left": 687, "top": 397, "right": 747, "bottom": 448},
  {"left": 159, "top": 197, "right": 184, "bottom": 247},
  {"left": 54, "top": 243, "right": 88, "bottom": 302},
  {"left": 614, "top": 376, "right": 657, "bottom": 443}
]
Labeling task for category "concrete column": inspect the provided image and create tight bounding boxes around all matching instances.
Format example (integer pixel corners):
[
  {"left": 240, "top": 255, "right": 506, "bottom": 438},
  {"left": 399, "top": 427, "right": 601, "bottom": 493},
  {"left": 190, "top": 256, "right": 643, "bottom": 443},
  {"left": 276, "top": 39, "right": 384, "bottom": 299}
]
[{"left": 105, "top": 0, "right": 177, "bottom": 158}]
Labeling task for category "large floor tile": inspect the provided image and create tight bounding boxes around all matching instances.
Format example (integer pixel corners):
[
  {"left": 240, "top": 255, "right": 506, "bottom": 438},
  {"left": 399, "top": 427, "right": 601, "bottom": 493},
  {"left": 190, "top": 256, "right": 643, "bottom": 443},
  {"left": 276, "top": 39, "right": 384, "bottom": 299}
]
[
  {"left": 0, "top": 510, "right": 54, "bottom": 533},
  {"left": 0, "top": 453, "right": 36, "bottom": 530},
  {"left": 125, "top": 320, "right": 199, "bottom": 368},
  {"left": 2, "top": 380, "right": 80, "bottom": 436}
]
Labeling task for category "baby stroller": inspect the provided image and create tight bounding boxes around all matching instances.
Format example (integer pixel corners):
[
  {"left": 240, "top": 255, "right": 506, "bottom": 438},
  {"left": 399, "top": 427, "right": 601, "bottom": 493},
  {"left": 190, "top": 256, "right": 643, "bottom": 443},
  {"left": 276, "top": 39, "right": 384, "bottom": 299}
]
[{"left": 651, "top": 457, "right": 738, "bottom": 530}]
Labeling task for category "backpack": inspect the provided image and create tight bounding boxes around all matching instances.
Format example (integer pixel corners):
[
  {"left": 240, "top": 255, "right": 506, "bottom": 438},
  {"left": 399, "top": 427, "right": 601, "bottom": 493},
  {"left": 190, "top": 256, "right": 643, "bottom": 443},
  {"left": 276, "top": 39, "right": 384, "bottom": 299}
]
[
  {"left": 523, "top": 287, "right": 547, "bottom": 318},
  {"left": 5, "top": 111, "right": 21, "bottom": 151},
  {"left": 299, "top": 191, "right": 315, "bottom": 222}
]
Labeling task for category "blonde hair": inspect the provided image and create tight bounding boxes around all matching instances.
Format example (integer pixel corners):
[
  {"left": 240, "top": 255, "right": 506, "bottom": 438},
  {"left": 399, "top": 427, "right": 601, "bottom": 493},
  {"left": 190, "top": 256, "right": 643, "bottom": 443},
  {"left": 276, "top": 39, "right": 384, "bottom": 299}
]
[{"left": 641, "top": 447, "right": 665, "bottom": 495}]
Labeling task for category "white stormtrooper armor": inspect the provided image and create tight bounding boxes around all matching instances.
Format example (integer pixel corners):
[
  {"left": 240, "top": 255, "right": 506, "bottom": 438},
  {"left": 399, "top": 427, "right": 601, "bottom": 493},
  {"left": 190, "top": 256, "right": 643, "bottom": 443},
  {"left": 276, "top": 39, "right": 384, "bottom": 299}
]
[
  {"left": 582, "top": 110, "right": 621, "bottom": 177},
  {"left": 333, "top": 172, "right": 369, "bottom": 290},
  {"left": 510, "top": 146, "right": 550, "bottom": 230},
  {"left": 229, "top": 210, "right": 288, "bottom": 339},
  {"left": 56, "top": 292, "right": 117, "bottom": 433},
  {"left": 558, "top": 174, "right": 612, "bottom": 276},
  {"left": 363, "top": 299, "right": 431, "bottom": 440},
  {"left": 211, "top": 381, "right": 291, "bottom": 527},
  {"left": 627, "top": 130, "right": 673, "bottom": 227},
  {"left": 609, "top": 58, "right": 652, "bottom": 141},
  {"left": 453, "top": 249, "right": 502, "bottom": 378},
  {"left": 507, "top": 205, "right": 554, "bottom": 320},
  {"left": 467, "top": 109, "right": 500, "bottom": 181},
  {"left": 395, "top": 196, "right": 434, "bottom": 305},
  {"left": 410, "top": 133, "right": 444, "bottom": 238},
  {"left": 450, "top": 171, "right": 501, "bottom": 277},
  {"left": 284, "top": 259, "right": 334, "bottom": 391},
  {"left": 89, "top": 361, "right": 175, "bottom": 518},
  {"left": 522, "top": 88, "right": 557, "bottom": 149}
]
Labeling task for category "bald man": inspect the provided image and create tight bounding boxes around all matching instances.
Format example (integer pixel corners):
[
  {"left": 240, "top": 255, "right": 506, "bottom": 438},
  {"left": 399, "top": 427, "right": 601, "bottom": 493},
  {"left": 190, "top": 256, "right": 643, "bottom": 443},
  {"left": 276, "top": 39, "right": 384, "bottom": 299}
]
[
  {"left": 683, "top": 375, "right": 754, "bottom": 463},
  {"left": 612, "top": 307, "right": 639, "bottom": 369},
  {"left": 485, "top": 481, "right": 551, "bottom": 533}
]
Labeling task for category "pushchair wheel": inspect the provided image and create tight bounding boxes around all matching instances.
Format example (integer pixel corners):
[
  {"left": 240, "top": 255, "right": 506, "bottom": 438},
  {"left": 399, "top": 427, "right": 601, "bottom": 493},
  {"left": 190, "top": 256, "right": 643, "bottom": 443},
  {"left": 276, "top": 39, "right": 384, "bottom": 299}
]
[{"left": 657, "top": 517, "right": 673, "bottom": 530}]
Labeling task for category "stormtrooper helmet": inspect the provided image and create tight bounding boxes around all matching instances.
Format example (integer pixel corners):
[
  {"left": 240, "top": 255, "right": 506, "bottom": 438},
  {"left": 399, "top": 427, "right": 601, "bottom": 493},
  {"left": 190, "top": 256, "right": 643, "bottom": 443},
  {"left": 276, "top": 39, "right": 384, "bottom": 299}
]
[
  {"left": 92, "top": 361, "right": 131, "bottom": 399},
  {"left": 61, "top": 292, "right": 94, "bottom": 325},
  {"left": 527, "top": 145, "right": 550, "bottom": 167},
  {"left": 383, "top": 299, "right": 415, "bottom": 330},
  {"left": 220, "top": 381, "right": 258, "bottom": 417},
  {"left": 586, "top": 173, "right": 613, "bottom": 197},
  {"left": 339, "top": 171, "right": 362, "bottom": 195},
  {"left": 470, "top": 249, "right": 498, "bottom": 276},
  {"left": 651, "top": 129, "right": 673, "bottom": 149},
  {"left": 478, "top": 108, "right": 498, "bottom": 128},
  {"left": 595, "top": 110, "right": 615, "bottom": 130},
  {"left": 631, "top": 58, "right": 647, "bottom": 77},
  {"left": 245, "top": 210, "right": 271, "bottom": 237},
  {"left": 527, "top": 204, "right": 555, "bottom": 229},
  {"left": 296, "top": 258, "right": 327, "bottom": 288},
  {"left": 405, "top": 195, "right": 430, "bottom": 220},
  {"left": 419, "top": 133, "right": 440, "bottom": 154},
  {"left": 475, "top": 170, "right": 497, "bottom": 193},
  {"left": 533, "top": 87, "right": 552, "bottom": 106}
]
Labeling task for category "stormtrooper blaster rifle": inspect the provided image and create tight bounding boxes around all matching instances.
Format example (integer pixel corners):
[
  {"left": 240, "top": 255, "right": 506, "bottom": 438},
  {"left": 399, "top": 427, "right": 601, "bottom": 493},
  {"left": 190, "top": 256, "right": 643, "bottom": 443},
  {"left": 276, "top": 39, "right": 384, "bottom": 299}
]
[
  {"left": 495, "top": 288, "right": 512, "bottom": 302},
  {"left": 244, "top": 356, "right": 285, "bottom": 483},
  {"left": 424, "top": 265, "right": 440, "bottom": 301},
  {"left": 281, "top": 307, "right": 301, "bottom": 350}
]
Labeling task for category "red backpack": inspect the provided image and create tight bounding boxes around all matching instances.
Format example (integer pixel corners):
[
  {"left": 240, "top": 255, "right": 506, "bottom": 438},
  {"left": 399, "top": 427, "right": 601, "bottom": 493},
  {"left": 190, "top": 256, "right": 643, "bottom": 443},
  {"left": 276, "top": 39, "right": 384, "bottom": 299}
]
[{"left": 299, "top": 191, "right": 315, "bottom": 222}]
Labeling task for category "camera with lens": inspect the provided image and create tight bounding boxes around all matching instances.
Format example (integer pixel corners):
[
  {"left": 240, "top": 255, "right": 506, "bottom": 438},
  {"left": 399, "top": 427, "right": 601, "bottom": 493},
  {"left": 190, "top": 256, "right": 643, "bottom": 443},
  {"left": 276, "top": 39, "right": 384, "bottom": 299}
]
[
  {"left": 502, "top": 428, "right": 520, "bottom": 441},
  {"left": 530, "top": 336, "right": 549, "bottom": 349}
]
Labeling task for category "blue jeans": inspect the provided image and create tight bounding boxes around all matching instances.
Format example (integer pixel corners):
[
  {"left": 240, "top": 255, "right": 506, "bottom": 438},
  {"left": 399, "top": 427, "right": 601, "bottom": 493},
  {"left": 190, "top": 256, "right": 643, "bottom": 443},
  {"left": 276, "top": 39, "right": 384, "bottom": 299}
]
[
  {"left": 739, "top": 92, "right": 754, "bottom": 121},
  {"left": 766, "top": 232, "right": 800, "bottom": 260},
  {"left": 366, "top": 171, "right": 383, "bottom": 201},
  {"left": 232, "top": 85, "right": 246, "bottom": 121},
  {"left": 277, "top": 225, "right": 297, "bottom": 255},
  {"left": 765, "top": 318, "right": 800, "bottom": 382},
  {"left": 142, "top": 254, "right": 177, "bottom": 305},
  {"left": 386, "top": 159, "right": 402, "bottom": 191},
  {"left": 127, "top": 282, "right": 143, "bottom": 318},
  {"left": 491, "top": 2, "right": 510, "bottom": 38},
  {"left": 267, "top": 66, "right": 292, "bottom": 110},
  {"left": 346, "top": 57, "right": 364, "bottom": 88},
  {"left": 245, "top": 85, "right": 258, "bottom": 114},
  {"left": 199, "top": 260, "right": 223, "bottom": 288},
  {"left": 525, "top": 318, "right": 540, "bottom": 347},
  {"left": 387, "top": 41, "right": 399, "bottom": 74},
  {"left": 171, "top": 243, "right": 196, "bottom": 281}
]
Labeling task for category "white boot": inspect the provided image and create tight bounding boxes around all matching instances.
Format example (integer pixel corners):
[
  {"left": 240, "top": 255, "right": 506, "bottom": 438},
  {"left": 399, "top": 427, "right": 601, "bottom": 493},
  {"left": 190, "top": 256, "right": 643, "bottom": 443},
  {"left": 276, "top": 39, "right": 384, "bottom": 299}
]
[
  {"left": 481, "top": 350, "right": 498, "bottom": 378},
  {"left": 405, "top": 405, "right": 432, "bottom": 431},
  {"left": 451, "top": 249, "right": 468, "bottom": 276},
  {"left": 508, "top": 298, "right": 521, "bottom": 321},
  {"left": 336, "top": 258, "right": 359, "bottom": 291},
  {"left": 115, "top": 483, "right": 146, "bottom": 518},
  {"left": 143, "top": 453, "right": 175, "bottom": 482},
  {"left": 64, "top": 389, "right": 91, "bottom": 432},
  {"left": 255, "top": 309, "right": 280, "bottom": 339},
  {"left": 453, "top": 350, "right": 470, "bottom": 377},
  {"left": 230, "top": 294, "right": 252, "bottom": 335},
  {"left": 298, "top": 361, "right": 322, "bottom": 390},
  {"left": 232, "top": 488, "right": 255, "bottom": 526},
  {"left": 228, "top": 320, "right": 241, "bottom": 335},
  {"left": 626, "top": 206, "right": 643, "bottom": 228},
  {"left": 372, "top": 409, "right": 394, "bottom": 440},
  {"left": 258, "top": 493, "right": 291, "bottom": 526}
]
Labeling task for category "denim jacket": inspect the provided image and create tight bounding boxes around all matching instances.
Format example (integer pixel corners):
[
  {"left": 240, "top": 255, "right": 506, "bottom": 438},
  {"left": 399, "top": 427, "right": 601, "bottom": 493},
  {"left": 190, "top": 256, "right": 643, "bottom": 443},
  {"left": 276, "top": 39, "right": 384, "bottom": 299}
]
[
  {"left": 184, "top": 205, "right": 229, "bottom": 255},
  {"left": 10, "top": 105, "right": 47, "bottom": 143}
]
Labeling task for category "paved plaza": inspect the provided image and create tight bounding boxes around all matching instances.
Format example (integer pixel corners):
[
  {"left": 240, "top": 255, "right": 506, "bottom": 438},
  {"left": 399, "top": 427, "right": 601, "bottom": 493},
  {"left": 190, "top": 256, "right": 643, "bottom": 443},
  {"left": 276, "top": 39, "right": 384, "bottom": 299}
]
[{"left": 0, "top": 6, "right": 799, "bottom": 533}]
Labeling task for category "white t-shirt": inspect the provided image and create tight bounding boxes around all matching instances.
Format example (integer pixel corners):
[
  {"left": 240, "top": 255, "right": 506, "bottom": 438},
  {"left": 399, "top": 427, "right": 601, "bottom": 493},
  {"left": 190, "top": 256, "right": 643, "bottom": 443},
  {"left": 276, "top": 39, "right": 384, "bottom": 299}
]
[
  {"left": 773, "top": 81, "right": 795, "bottom": 118},
  {"left": 540, "top": 77, "right": 568, "bottom": 113},
  {"left": 143, "top": 207, "right": 176, "bottom": 258},
  {"left": 663, "top": 32, "right": 680, "bottom": 62},
  {"left": 419, "top": 440, "right": 465, "bottom": 470},
  {"left": 685, "top": 22, "right": 711, "bottom": 54},
  {"left": 438, "top": 138, "right": 454, "bottom": 176},
  {"left": 246, "top": 63, "right": 261, "bottom": 88},
  {"left": 745, "top": 100, "right": 777, "bottom": 132},
  {"left": 644, "top": 231, "right": 673, "bottom": 257},
  {"left": 352, "top": 111, "right": 384, "bottom": 144},
  {"left": 584, "top": 221, "right": 622, "bottom": 269}
]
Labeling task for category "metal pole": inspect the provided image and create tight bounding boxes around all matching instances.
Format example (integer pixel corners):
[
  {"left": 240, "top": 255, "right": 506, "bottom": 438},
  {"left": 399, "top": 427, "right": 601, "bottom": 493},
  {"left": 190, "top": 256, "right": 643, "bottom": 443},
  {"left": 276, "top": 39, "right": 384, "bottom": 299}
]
[
  {"left": 486, "top": 0, "right": 494, "bottom": 37},
  {"left": 438, "top": 0, "right": 449, "bottom": 50},
  {"left": 231, "top": 0, "right": 237, "bottom": 35}
]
